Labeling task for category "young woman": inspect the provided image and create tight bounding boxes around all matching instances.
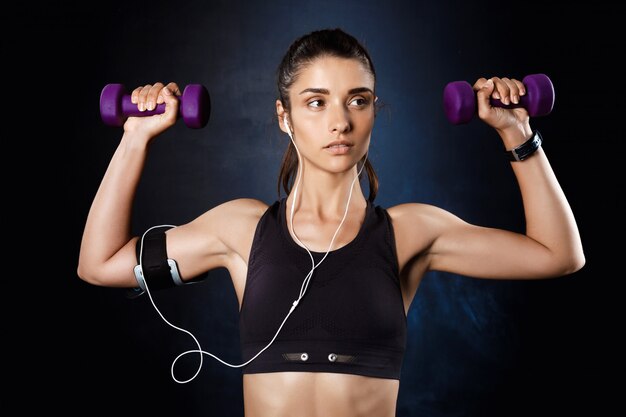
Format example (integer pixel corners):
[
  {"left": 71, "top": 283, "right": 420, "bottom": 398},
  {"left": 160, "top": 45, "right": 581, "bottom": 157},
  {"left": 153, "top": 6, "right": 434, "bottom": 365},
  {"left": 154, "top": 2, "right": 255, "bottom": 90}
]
[{"left": 78, "top": 28, "right": 584, "bottom": 417}]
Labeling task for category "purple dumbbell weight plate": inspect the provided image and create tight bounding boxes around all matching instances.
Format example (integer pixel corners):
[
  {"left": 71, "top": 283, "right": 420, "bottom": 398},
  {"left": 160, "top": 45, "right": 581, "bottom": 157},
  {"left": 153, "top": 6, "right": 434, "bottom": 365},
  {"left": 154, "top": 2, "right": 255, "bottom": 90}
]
[
  {"left": 100, "top": 84, "right": 126, "bottom": 127},
  {"left": 180, "top": 84, "right": 211, "bottom": 129}
]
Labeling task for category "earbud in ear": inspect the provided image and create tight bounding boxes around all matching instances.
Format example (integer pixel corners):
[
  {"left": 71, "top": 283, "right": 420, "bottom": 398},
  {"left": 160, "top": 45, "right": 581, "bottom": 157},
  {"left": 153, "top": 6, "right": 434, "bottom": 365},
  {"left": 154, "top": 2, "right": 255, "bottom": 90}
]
[{"left": 284, "top": 115, "right": 291, "bottom": 137}]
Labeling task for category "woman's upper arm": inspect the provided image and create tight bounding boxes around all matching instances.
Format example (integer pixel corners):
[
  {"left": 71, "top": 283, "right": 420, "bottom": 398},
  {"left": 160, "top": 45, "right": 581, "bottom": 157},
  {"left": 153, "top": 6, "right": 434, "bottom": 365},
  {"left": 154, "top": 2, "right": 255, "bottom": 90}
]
[
  {"left": 99, "top": 198, "right": 267, "bottom": 287},
  {"left": 390, "top": 203, "right": 559, "bottom": 280},
  {"left": 165, "top": 198, "right": 267, "bottom": 282}
]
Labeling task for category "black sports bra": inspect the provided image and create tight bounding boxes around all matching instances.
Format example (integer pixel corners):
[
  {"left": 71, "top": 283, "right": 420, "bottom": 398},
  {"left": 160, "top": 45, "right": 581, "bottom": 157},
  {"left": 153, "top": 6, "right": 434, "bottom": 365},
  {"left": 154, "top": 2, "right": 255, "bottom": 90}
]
[{"left": 238, "top": 198, "right": 407, "bottom": 379}]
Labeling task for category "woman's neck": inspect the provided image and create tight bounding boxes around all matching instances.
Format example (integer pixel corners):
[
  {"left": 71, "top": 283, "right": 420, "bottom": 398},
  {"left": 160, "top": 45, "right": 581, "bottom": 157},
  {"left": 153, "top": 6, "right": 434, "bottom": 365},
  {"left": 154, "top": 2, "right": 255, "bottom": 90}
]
[{"left": 287, "top": 165, "right": 367, "bottom": 220}]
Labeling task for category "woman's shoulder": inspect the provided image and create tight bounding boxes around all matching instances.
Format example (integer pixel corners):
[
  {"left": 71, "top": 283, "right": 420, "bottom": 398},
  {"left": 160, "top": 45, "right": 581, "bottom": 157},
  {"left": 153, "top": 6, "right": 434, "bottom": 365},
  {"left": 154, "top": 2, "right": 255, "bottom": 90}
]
[
  {"left": 385, "top": 201, "right": 461, "bottom": 233},
  {"left": 384, "top": 201, "right": 461, "bottom": 263},
  {"left": 209, "top": 197, "right": 271, "bottom": 221},
  {"left": 189, "top": 198, "right": 270, "bottom": 229},
  {"left": 385, "top": 201, "right": 443, "bottom": 221},
  {"left": 188, "top": 198, "right": 271, "bottom": 252},
  {"left": 225, "top": 197, "right": 271, "bottom": 211}
]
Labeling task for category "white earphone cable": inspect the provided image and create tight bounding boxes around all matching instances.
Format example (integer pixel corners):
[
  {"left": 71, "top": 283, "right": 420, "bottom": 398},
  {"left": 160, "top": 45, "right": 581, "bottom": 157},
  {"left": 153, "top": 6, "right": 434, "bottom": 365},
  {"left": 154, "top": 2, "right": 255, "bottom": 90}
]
[
  {"left": 286, "top": 119, "right": 367, "bottom": 301},
  {"left": 138, "top": 115, "right": 367, "bottom": 384}
]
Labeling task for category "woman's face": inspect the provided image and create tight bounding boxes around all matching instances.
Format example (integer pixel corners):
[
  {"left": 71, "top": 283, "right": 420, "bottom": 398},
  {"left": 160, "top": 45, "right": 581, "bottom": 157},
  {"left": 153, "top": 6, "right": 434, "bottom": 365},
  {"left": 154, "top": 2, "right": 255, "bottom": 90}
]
[{"left": 281, "top": 56, "right": 376, "bottom": 174}]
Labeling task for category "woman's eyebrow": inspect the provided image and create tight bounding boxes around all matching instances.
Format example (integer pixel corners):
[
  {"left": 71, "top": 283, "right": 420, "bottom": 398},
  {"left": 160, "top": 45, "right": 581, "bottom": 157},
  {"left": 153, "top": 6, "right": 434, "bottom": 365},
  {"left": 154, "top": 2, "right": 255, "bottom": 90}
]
[{"left": 299, "top": 87, "right": 374, "bottom": 95}]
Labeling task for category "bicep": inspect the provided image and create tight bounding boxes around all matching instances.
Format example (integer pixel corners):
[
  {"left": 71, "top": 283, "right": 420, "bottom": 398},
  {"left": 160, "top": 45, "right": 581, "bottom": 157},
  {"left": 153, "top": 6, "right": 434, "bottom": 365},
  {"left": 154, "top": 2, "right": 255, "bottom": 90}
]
[
  {"left": 429, "top": 215, "right": 557, "bottom": 280},
  {"left": 164, "top": 198, "right": 265, "bottom": 282},
  {"left": 391, "top": 203, "right": 557, "bottom": 280},
  {"left": 97, "top": 223, "right": 228, "bottom": 288},
  {"left": 98, "top": 198, "right": 264, "bottom": 288},
  {"left": 165, "top": 215, "right": 230, "bottom": 282},
  {"left": 99, "top": 202, "right": 235, "bottom": 288}
]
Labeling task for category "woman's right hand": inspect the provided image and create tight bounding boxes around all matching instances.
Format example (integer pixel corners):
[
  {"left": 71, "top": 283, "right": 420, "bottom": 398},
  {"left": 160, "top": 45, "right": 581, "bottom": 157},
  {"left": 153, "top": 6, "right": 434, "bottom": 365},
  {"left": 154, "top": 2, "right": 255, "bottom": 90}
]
[{"left": 124, "top": 82, "right": 182, "bottom": 140}]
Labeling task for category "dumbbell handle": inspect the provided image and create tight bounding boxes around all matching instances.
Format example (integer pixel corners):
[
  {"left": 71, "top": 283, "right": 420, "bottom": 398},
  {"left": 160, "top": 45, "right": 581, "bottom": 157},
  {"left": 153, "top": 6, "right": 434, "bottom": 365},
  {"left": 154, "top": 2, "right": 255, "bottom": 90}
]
[
  {"left": 119, "top": 94, "right": 168, "bottom": 117},
  {"left": 487, "top": 94, "right": 532, "bottom": 110}
]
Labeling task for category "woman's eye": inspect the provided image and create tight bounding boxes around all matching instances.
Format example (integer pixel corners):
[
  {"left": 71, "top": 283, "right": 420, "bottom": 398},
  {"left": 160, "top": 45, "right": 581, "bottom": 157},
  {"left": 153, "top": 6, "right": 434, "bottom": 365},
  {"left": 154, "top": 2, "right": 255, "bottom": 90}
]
[
  {"left": 350, "top": 97, "right": 368, "bottom": 106},
  {"left": 308, "top": 97, "right": 369, "bottom": 108}
]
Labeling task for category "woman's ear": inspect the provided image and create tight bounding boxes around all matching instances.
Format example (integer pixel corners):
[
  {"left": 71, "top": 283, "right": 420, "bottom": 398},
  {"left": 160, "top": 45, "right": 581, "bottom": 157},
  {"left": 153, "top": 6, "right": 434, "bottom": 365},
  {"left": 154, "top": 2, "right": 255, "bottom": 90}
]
[{"left": 276, "top": 99, "right": 288, "bottom": 133}]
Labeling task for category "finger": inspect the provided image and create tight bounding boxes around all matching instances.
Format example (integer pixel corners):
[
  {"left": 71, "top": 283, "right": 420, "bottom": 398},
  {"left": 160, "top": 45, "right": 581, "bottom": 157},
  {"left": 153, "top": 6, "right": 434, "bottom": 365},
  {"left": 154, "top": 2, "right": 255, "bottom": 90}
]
[
  {"left": 157, "top": 82, "right": 180, "bottom": 104},
  {"left": 472, "top": 77, "right": 489, "bottom": 91},
  {"left": 492, "top": 77, "right": 511, "bottom": 104},
  {"left": 502, "top": 77, "right": 520, "bottom": 104},
  {"left": 161, "top": 85, "right": 180, "bottom": 122},
  {"left": 166, "top": 82, "right": 182, "bottom": 97},
  {"left": 476, "top": 77, "right": 501, "bottom": 100},
  {"left": 511, "top": 78, "right": 525, "bottom": 99},
  {"left": 500, "top": 77, "right": 519, "bottom": 104},
  {"left": 146, "top": 82, "right": 164, "bottom": 111},
  {"left": 475, "top": 78, "right": 494, "bottom": 119},
  {"left": 130, "top": 87, "right": 142, "bottom": 105},
  {"left": 131, "top": 85, "right": 152, "bottom": 106},
  {"left": 136, "top": 85, "right": 153, "bottom": 112}
]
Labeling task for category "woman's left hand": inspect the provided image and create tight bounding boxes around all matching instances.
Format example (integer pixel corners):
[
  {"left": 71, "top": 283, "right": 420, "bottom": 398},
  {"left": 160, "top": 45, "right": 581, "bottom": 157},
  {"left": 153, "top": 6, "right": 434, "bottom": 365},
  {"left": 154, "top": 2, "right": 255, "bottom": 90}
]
[{"left": 473, "top": 77, "right": 532, "bottom": 146}]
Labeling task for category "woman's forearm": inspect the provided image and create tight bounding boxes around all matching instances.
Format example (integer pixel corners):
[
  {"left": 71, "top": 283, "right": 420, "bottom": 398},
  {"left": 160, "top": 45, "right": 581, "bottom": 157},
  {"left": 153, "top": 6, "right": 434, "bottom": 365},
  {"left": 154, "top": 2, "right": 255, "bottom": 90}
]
[
  {"left": 77, "top": 133, "right": 150, "bottom": 283},
  {"left": 509, "top": 141, "right": 585, "bottom": 274}
]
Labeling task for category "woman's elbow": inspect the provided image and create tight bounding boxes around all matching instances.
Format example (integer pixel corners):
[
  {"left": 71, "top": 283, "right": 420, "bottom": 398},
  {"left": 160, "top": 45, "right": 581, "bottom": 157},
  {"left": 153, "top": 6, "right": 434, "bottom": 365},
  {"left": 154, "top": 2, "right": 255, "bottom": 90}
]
[
  {"left": 76, "top": 262, "right": 110, "bottom": 286},
  {"left": 77, "top": 262, "right": 98, "bottom": 285},
  {"left": 555, "top": 249, "right": 586, "bottom": 277},
  {"left": 566, "top": 251, "right": 586, "bottom": 275}
]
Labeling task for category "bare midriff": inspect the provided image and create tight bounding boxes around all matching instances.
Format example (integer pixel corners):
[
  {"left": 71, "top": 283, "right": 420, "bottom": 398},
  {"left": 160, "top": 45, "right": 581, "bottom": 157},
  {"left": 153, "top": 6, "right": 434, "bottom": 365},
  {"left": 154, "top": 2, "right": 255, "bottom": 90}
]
[{"left": 243, "top": 371, "right": 399, "bottom": 417}]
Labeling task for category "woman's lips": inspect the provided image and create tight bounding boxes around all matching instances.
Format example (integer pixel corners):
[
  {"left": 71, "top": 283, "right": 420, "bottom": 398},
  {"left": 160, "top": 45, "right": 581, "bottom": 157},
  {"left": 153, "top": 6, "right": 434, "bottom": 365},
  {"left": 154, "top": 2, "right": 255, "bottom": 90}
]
[
  {"left": 324, "top": 144, "right": 352, "bottom": 155},
  {"left": 324, "top": 139, "right": 354, "bottom": 155}
]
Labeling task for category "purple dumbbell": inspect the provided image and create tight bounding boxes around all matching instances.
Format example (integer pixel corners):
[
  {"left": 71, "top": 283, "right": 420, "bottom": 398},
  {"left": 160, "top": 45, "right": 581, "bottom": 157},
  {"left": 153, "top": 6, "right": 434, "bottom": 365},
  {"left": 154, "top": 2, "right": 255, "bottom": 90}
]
[
  {"left": 100, "top": 83, "right": 211, "bottom": 129},
  {"left": 443, "top": 73, "right": 554, "bottom": 125}
]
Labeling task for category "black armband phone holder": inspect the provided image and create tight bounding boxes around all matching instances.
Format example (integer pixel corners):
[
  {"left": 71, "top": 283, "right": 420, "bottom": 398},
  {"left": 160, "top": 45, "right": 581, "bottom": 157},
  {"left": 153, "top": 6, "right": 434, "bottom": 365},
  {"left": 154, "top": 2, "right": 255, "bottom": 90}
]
[{"left": 132, "top": 226, "right": 183, "bottom": 293}]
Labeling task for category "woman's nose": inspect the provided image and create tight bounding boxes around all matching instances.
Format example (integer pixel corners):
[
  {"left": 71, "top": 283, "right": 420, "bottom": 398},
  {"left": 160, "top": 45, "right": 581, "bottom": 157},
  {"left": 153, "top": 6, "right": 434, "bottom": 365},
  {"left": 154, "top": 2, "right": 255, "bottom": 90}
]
[{"left": 329, "top": 108, "right": 350, "bottom": 134}]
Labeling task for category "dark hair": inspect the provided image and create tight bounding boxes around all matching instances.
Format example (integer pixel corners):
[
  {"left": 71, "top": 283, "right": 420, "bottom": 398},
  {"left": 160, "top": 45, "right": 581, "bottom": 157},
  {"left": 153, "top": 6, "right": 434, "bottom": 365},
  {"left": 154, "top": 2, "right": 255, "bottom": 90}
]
[{"left": 276, "top": 28, "right": 379, "bottom": 202}]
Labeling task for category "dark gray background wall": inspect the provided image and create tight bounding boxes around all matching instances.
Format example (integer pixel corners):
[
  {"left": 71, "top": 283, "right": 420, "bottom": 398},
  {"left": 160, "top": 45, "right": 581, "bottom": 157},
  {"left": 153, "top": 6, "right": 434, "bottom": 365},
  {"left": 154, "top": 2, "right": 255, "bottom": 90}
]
[{"left": 9, "top": 1, "right": 622, "bottom": 416}]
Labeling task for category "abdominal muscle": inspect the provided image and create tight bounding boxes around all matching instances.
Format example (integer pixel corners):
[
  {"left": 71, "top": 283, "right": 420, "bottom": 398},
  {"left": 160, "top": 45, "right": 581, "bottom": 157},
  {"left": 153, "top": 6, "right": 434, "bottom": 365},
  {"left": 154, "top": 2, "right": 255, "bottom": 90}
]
[{"left": 242, "top": 371, "right": 399, "bottom": 417}]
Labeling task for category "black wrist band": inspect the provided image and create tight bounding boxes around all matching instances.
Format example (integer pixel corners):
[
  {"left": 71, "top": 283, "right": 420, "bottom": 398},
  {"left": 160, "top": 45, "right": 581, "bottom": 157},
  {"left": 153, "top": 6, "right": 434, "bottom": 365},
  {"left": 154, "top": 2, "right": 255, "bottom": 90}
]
[{"left": 505, "top": 130, "right": 543, "bottom": 162}]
